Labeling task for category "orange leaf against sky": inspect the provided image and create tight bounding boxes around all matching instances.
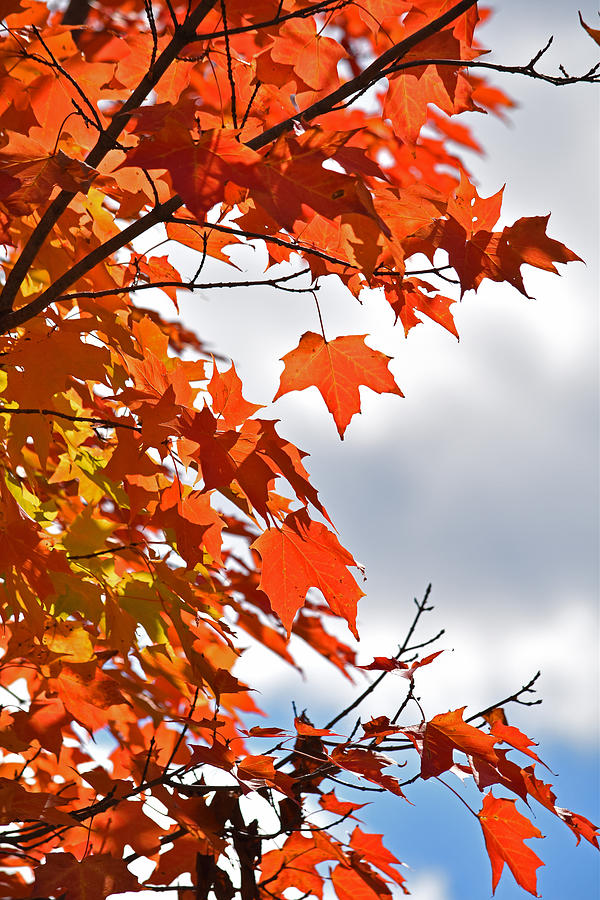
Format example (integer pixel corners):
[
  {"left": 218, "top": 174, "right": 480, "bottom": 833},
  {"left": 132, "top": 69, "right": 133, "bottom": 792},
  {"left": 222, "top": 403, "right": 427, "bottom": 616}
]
[
  {"left": 330, "top": 860, "right": 393, "bottom": 900},
  {"left": 490, "top": 720, "right": 549, "bottom": 769},
  {"left": 520, "top": 766, "right": 600, "bottom": 849},
  {"left": 330, "top": 746, "right": 406, "bottom": 797},
  {"left": 384, "top": 279, "right": 459, "bottom": 338},
  {"left": 403, "top": 706, "right": 498, "bottom": 778},
  {"left": 208, "top": 361, "right": 264, "bottom": 428},
  {"left": 555, "top": 808, "right": 600, "bottom": 850},
  {"left": 252, "top": 509, "right": 364, "bottom": 636},
  {"left": 349, "top": 826, "right": 409, "bottom": 893},
  {"left": 358, "top": 649, "right": 443, "bottom": 677},
  {"left": 274, "top": 332, "right": 403, "bottom": 438},
  {"left": 579, "top": 10, "right": 600, "bottom": 46},
  {"left": 478, "top": 792, "right": 544, "bottom": 896},
  {"left": 259, "top": 831, "right": 335, "bottom": 900}
]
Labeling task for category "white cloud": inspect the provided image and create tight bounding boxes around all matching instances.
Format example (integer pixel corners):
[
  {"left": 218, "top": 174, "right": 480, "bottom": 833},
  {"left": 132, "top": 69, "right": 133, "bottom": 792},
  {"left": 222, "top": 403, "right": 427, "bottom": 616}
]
[{"left": 402, "top": 870, "right": 451, "bottom": 900}]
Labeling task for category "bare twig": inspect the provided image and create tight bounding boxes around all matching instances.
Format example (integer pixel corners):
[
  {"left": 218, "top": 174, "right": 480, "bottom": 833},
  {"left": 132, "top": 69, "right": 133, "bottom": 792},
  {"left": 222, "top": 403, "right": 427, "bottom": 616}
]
[
  {"left": 465, "top": 671, "right": 543, "bottom": 724},
  {"left": 325, "top": 584, "right": 433, "bottom": 730},
  {"left": 383, "top": 55, "right": 600, "bottom": 86}
]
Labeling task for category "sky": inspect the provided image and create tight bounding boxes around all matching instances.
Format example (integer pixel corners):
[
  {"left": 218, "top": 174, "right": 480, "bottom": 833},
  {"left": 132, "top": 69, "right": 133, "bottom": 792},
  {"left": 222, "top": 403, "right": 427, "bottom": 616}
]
[{"left": 126, "top": 1, "right": 600, "bottom": 897}]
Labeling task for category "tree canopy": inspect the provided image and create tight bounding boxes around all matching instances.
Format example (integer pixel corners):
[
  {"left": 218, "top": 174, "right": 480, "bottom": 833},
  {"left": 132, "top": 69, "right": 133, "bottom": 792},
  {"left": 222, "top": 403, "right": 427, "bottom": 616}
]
[{"left": 0, "top": 1, "right": 598, "bottom": 898}]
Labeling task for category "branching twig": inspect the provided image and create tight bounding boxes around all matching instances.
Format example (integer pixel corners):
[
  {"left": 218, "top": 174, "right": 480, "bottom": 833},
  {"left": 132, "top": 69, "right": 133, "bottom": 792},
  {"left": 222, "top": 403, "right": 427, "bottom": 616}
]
[
  {"left": 383, "top": 55, "right": 600, "bottom": 86},
  {"left": 325, "top": 584, "right": 433, "bottom": 729},
  {"left": 466, "top": 671, "right": 543, "bottom": 724},
  {"left": 53, "top": 266, "right": 315, "bottom": 303}
]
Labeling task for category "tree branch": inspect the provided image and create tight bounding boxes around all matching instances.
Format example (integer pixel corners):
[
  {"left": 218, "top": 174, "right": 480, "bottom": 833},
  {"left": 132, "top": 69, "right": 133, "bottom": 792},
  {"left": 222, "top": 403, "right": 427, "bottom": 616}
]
[
  {"left": 0, "top": 1, "right": 479, "bottom": 328},
  {"left": 0, "top": 405, "right": 140, "bottom": 432},
  {"left": 465, "top": 671, "right": 543, "bottom": 723},
  {"left": 0, "top": 196, "right": 182, "bottom": 333},
  {"left": 325, "top": 584, "right": 433, "bottom": 730},
  {"left": 0, "top": 0, "right": 219, "bottom": 316},
  {"left": 53, "top": 266, "right": 315, "bottom": 303},
  {"left": 384, "top": 56, "right": 600, "bottom": 86},
  {"left": 246, "top": 0, "right": 479, "bottom": 150}
]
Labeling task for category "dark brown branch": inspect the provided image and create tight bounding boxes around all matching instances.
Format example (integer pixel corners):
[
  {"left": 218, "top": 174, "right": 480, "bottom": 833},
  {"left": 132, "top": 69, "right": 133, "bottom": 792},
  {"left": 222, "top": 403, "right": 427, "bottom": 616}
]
[
  {"left": 0, "top": 2, "right": 478, "bottom": 327},
  {"left": 247, "top": 0, "right": 479, "bottom": 150},
  {"left": 384, "top": 56, "right": 600, "bottom": 86},
  {"left": 192, "top": 0, "right": 354, "bottom": 42},
  {"left": 168, "top": 217, "right": 357, "bottom": 270},
  {"left": 465, "top": 671, "right": 543, "bottom": 724},
  {"left": 163, "top": 688, "right": 200, "bottom": 772},
  {"left": 0, "top": 0, "right": 219, "bottom": 315},
  {"left": 403, "top": 628, "right": 446, "bottom": 654},
  {"left": 0, "top": 405, "right": 140, "bottom": 431},
  {"left": 53, "top": 266, "right": 314, "bottom": 303},
  {"left": 67, "top": 541, "right": 169, "bottom": 561},
  {"left": 325, "top": 584, "right": 433, "bottom": 729},
  {"left": 219, "top": 0, "right": 238, "bottom": 128},
  {"left": 30, "top": 25, "right": 102, "bottom": 130},
  {"left": 0, "top": 196, "right": 182, "bottom": 333}
]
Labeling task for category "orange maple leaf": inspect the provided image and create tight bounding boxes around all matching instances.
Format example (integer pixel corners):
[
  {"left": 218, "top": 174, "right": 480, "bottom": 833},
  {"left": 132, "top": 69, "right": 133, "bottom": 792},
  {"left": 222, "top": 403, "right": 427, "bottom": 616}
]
[
  {"left": 252, "top": 509, "right": 364, "bottom": 636},
  {"left": 274, "top": 332, "right": 403, "bottom": 438},
  {"left": 403, "top": 706, "right": 498, "bottom": 779},
  {"left": 478, "top": 792, "right": 544, "bottom": 896}
]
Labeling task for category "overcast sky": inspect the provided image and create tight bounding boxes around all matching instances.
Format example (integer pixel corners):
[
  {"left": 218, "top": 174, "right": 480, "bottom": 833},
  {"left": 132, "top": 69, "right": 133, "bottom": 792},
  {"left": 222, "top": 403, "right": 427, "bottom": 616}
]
[{"left": 135, "top": 1, "right": 599, "bottom": 897}]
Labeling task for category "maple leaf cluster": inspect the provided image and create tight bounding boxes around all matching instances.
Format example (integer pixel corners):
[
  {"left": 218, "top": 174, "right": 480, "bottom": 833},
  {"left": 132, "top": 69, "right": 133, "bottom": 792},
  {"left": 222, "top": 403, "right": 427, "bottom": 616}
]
[{"left": 0, "top": 1, "right": 597, "bottom": 898}]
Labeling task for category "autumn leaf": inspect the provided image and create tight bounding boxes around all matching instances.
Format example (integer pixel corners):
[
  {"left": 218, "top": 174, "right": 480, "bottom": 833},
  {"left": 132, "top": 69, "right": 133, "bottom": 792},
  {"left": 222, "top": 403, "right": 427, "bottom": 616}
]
[
  {"left": 384, "top": 279, "right": 459, "bottom": 339},
  {"left": 349, "top": 826, "right": 410, "bottom": 893},
  {"left": 274, "top": 332, "right": 403, "bottom": 438},
  {"left": 579, "top": 11, "right": 600, "bottom": 46},
  {"left": 208, "top": 361, "right": 264, "bottom": 428},
  {"left": 122, "top": 126, "right": 263, "bottom": 220},
  {"left": 52, "top": 662, "right": 132, "bottom": 733},
  {"left": 358, "top": 649, "right": 443, "bottom": 677},
  {"left": 478, "top": 792, "right": 544, "bottom": 895},
  {"left": 555, "top": 808, "right": 600, "bottom": 849},
  {"left": 490, "top": 720, "right": 550, "bottom": 770},
  {"left": 319, "top": 791, "right": 368, "bottom": 819},
  {"left": 236, "top": 754, "right": 296, "bottom": 798},
  {"left": 0, "top": 779, "right": 55, "bottom": 825},
  {"left": 330, "top": 746, "right": 406, "bottom": 796},
  {"left": 403, "top": 707, "right": 498, "bottom": 778},
  {"left": 252, "top": 508, "right": 364, "bottom": 636},
  {"left": 32, "top": 852, "right": 140, "bottom": 900},
  {"left": 270, "top": 19, "right": 346, "bottom": 91},
  {"left": 521, "top": 766, "right": 600, "bottom": 849}
]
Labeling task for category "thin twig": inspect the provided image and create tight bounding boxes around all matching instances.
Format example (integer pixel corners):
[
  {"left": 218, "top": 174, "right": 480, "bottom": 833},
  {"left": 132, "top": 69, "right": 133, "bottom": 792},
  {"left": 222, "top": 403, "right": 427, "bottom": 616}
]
[
  {"left": 0, "top": 405, "right": 141, "bottom": 431},
  {"left": 383, "top": 56, "right": 600, "bottom": 87},
  {"left": 325, "top": 584, "right": 433, "bottom": 730},
  {"left": 465, "top": 671, "right": 542, "bottom": 724},
  {"left": 220, "top": 0, "right": 237, "bottom": 128}
]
